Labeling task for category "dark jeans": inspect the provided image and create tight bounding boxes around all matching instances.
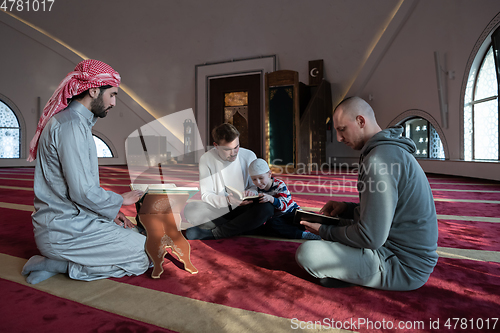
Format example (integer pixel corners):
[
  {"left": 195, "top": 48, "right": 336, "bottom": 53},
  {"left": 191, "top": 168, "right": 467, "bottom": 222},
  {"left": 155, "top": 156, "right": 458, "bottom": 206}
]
[
  {"left": 260, "top": 209, "right": 305, "bottom": 239},
  {"left": 184, "top": 201, "right": 274, "bottom": 239}
]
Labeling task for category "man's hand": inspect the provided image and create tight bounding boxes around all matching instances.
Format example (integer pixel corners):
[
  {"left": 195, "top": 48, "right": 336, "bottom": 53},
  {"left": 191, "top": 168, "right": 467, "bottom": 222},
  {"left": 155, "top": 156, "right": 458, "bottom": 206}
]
[
  {"left": 121, "top": 190, "right": 144, "bottom": 206},
  {"left": 319, "top": 200, "right": 347, "bottom": 217},
  {"left": 244, "top": 190, "right": 257, "bottom": 197},
  {"left": 228, "top": 193, "right": 249, "bottom": 206},
  {"left": 258, "top": 193, "right": 274, "bottom": 204},
  {"left": 114, "top": 211, "right": 135, "bottom": 229},
  {"left": 300, "top": 221, "right": 321, "bottom": 235}
]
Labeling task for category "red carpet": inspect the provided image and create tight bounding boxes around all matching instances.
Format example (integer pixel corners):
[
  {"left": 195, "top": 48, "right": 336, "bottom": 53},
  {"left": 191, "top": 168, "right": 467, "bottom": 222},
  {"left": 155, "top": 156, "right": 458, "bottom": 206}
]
[
  {"left": 0, "top": 279, "right": 176, "bottom": 333},
  {"left": 438, "top": 219, "right": 500, "bottom": 251},
  {"left": 113, "top": 238, "right": 500, "bottom": 329},
  {"left": 0, "top": 165, "right": 499, "bottom": 333}
]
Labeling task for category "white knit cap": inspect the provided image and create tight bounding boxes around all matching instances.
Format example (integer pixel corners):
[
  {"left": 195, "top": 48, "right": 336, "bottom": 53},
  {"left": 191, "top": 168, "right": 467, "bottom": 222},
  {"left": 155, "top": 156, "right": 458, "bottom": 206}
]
[{"left": 248, "top": 158, "right": 270, "bottom": 176}]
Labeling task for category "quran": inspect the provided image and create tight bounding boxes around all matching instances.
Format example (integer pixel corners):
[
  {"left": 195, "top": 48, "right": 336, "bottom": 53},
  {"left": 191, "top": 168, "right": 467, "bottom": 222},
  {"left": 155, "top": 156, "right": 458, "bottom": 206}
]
[
  {"left": 225, "top": 185, "right": 260, "bottom": 203},
  {"left": 130, "top": 183, "right": 198, "bottom": 200},
  {"left": 293, "top": 209, "right": 340, "bottom": 226}
]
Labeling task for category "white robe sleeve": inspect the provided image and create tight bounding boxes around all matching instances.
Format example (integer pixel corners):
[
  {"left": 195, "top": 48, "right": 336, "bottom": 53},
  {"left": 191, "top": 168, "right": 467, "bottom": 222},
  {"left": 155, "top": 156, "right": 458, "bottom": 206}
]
[{"left": 198, "top": 157, "right": 228, "bottom": 209}]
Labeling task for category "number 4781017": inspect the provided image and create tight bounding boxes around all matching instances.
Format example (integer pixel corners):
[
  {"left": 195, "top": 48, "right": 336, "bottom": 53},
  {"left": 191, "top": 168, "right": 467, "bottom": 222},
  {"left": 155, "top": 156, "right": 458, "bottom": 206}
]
[{"left": 1, "top": 0, "right": 55, "bottom": 12}]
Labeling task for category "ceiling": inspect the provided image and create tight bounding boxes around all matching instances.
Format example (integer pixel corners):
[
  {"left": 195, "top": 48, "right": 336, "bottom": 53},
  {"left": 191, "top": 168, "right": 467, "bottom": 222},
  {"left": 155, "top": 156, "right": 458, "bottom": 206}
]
[{"left": 12, "top": 0, "right": 403, "bottom": 117}]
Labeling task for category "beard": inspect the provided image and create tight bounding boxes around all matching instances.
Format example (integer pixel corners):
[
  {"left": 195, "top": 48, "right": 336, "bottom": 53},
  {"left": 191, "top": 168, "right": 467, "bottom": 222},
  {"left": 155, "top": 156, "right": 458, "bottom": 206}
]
[{"left": 90, "top": 95, "right": 110, "bottom": 118}]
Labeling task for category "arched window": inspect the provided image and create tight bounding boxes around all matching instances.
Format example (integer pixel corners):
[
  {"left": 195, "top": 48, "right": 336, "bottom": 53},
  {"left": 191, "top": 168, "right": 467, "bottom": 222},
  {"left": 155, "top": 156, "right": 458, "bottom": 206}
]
[
  {"left": 464, "top": 45, "right": 499, "bottom": 160},
  {"left": 401, "top": 117, "right": 445, "bottom": 159},
  {"left": 93, "top": 135, "right": 113, "bottom": 158},
  {"left": 0, "top": 100, "right": 21, "bottom": 158}
]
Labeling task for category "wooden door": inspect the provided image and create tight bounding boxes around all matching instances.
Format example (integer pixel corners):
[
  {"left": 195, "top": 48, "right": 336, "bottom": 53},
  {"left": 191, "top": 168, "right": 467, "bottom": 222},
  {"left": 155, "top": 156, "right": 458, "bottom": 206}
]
[{"left": 209, "top": 74, "right": 262, "bottom": 157}]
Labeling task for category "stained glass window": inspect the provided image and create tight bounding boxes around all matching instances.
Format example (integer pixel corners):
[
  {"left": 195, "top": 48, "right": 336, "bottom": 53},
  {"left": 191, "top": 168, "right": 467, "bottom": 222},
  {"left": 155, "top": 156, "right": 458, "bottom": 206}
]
[
  {"left": 93, "top": 135, "right": 113, "bottom": 158},
  {"left": 0, "top": 100, "right": 21, "bottom": 158},
  {"left": 224, "top": 91, "right": 248, "bottom": 106},
  {"left": 224, "top": 91, "right": 249, "bottom": 149},
  {"left": 430, "top": 126, "right": 445, "bottom": 159},
  {"left": 464, "top": 46, "right": 499, "bottom": 160},
  {"left": 402, "top": 117, "right": 444, "bottom": 159}
]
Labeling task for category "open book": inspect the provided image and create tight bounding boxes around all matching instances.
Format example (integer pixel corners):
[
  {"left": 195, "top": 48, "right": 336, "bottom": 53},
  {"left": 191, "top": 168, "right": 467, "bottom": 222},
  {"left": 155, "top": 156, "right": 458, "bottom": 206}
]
[
  {"left": 130, "top": 183, "right": 199, "bottom": 201},
  {"left": 225, "top": 185, "right": 260, "bottom": 203},
  {"left": 293, "top": 209, "right": 340, "bottom": 226},
  {"left": 130, "top": 183, "right": 175, "bottom": 193}
]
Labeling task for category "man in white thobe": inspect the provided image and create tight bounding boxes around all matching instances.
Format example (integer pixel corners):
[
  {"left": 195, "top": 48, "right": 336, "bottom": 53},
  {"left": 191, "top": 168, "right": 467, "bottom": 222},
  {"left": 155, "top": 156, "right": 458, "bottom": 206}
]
[{"left": 22, "top": 60, "right": 149, "bottom": 284}]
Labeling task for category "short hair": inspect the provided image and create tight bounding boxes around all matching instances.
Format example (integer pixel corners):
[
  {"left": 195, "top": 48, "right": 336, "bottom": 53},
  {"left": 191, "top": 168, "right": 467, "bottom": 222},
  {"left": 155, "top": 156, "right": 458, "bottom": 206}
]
[
  {"left": 334, "top": 96, "right": 355, "bottom": 114},
  {"left": 211, "top": 123, "right": 240, "bottom": 144},
  {"left": 333, "top": 96, "right": 376, "bottom": 121}
]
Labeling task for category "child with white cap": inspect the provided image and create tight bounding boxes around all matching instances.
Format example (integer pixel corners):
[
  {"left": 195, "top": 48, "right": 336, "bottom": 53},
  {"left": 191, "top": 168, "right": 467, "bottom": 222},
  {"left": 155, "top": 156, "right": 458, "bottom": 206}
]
[{"left": 249, "top": 158, "right": 321, "bottom": 240}]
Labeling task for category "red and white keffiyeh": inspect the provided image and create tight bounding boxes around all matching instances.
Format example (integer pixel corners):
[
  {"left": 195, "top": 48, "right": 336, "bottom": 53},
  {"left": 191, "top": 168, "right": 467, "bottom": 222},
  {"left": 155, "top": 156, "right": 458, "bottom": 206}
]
[{"left": 27, "top": 59, "right": 121, "bottom": 161}]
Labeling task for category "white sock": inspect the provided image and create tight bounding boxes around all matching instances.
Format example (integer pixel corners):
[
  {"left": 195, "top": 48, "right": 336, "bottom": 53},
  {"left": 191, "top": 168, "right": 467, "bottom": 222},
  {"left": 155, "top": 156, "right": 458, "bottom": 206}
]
[
  {"left": 26, "top": 270, "right": 59, "bottom": 284},
  {"left": 22, "top": 255, "right": 68, "bottom": 276}
]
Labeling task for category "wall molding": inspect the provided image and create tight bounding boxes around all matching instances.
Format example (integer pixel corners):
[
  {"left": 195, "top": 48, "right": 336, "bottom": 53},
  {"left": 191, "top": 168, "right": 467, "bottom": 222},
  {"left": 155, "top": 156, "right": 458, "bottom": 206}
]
[
  {"left": 459, "top": 12, "right": 500, "bottom": 160},
  {"left": 195, "top": 55, "right": 276, "bottom": 156},
  {"left": 388, "top": 108, "right": 450, "bottom": 160},
  {"left": 92, "top": 130, "right": 119, "bottom": 159}
]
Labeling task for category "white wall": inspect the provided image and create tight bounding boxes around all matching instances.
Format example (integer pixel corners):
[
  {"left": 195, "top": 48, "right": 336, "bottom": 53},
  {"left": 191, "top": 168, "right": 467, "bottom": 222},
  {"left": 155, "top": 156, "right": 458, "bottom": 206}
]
[
  {"left": 0, "top": 0, "right": 402, "bottom": 166},
  {"left": 0, "top": 11, "right": 156, "bottom": 166},
  {"left": 1, "top": 0, "right": 500, "bottom": 180},
  {"left": 359, "top": 0, "right": 499, "bottom": 156},
  {"left": 332, "top": 0, "right": 500, "bottom": 180}
]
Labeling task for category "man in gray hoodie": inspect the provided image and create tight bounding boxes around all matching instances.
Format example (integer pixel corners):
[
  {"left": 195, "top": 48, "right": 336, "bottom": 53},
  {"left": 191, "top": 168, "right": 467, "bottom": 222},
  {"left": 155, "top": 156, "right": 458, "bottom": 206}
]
[{"left": 296, "top": 97, "right": 438, "bottom": 291}]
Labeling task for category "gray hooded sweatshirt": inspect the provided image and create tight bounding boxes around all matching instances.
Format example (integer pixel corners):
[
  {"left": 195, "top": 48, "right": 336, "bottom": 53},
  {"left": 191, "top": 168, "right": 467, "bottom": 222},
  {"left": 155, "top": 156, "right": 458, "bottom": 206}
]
[{"left": 320, "top": 127, "right": 439, "bottom": 277}]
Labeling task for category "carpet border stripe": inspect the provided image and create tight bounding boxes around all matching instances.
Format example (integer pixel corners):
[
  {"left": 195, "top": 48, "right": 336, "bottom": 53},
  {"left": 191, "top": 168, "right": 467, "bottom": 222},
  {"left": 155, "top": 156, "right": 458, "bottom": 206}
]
[{"left": 0, "top": 254, "right": 351, "bottom": 333}]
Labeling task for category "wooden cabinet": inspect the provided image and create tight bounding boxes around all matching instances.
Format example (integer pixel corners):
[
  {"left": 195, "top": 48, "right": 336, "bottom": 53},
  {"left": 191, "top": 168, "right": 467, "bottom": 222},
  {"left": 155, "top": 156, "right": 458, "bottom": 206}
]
[{"left": 265, "top": 70, "right": 332, "bottom": 171}]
